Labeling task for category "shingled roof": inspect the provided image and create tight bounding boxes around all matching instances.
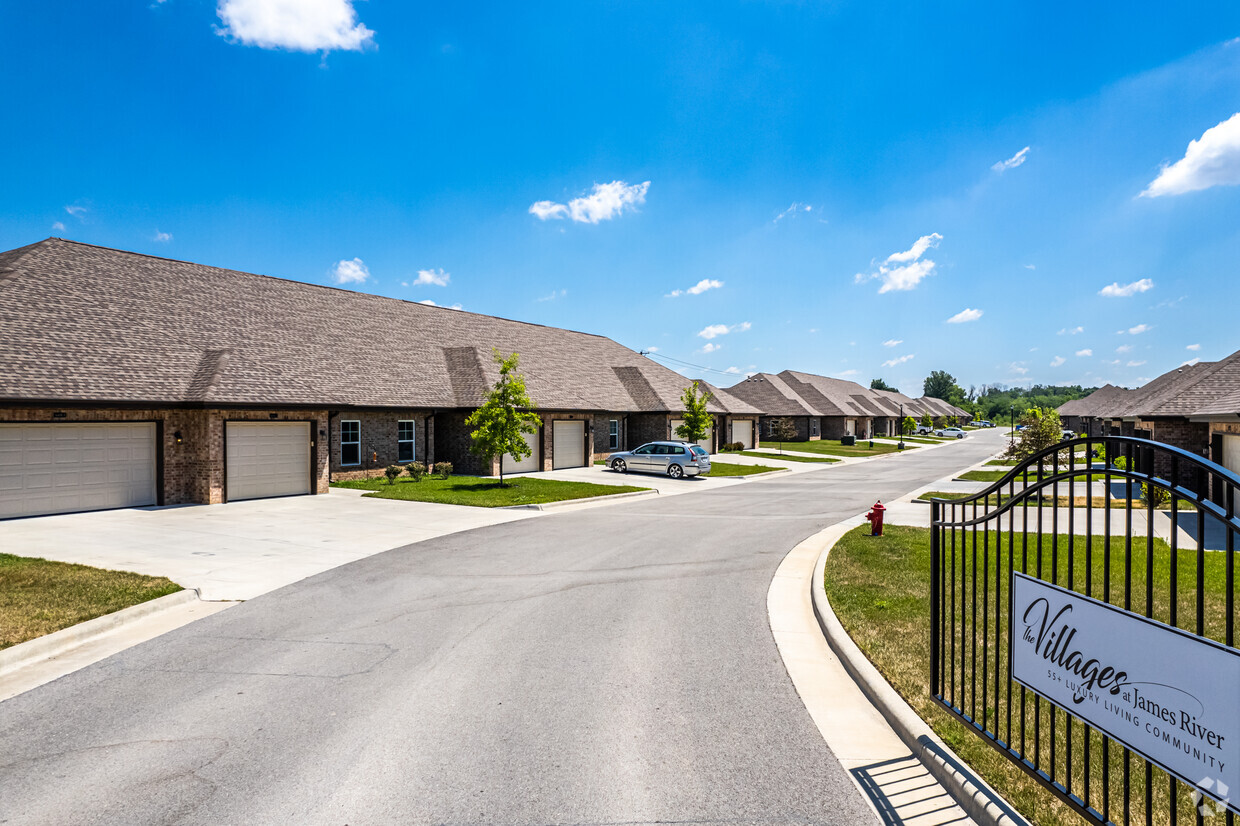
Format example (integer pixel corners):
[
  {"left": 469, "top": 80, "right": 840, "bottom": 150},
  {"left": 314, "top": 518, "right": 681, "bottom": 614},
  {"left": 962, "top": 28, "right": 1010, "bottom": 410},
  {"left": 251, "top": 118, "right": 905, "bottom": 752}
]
[
  {"left": 726, "top": 370, "right": 970, "bottom": 420},
  {"left": 0, "top": 239, "right": 760, "bottom": 415},
  {"left": 1055, "top": 353, "right": 1240, "bottom": 420}
]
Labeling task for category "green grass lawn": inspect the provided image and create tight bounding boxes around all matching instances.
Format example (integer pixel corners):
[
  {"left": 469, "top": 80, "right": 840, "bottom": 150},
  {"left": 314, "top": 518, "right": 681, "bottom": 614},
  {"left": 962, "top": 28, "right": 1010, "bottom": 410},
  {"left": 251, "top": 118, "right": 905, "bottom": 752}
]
[
  {"left": 0, "top": 554, "right": 182, "bottom": 650},
  {"left": 891, "top": 435, "right": 941, "bottom": 445},
  {"left": 737, "top": 451, "right": 839, "bottom": 464},
  {"left": 824, "top": 525, "right": 1233, "bottom": 825},
  {"left": 758, "top": 439, "right": 915, "bottom": 458},
  {"left": 332, "top": 475, "right": 649, "bottom": 506},
  {"left": 704, "top": 461, "right": 780, "bottom": 476}
]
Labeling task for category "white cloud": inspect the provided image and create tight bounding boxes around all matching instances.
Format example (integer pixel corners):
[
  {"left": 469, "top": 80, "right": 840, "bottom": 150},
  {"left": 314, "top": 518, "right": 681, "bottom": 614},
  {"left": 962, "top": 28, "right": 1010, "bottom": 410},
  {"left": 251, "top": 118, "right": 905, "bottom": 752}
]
[
  {"left": 698, "top": 324, "right": 729, "bottom": 340},
  {"left": 1117, "top": 344, "right": 1133, "bottom": 353},
  {"left": 529, "top": 180, "right": 650, "bottom": 224},
  {"left": 882, "top": 339, "right": 903, "bottom": 347},
  {"left": 1076, "top": 349, "right": 1093, "bottom": 357},
  {"left": 992, "top": 146, "right": 1030, "bottom": 172},
  {"left": 668, "top": 278, "right": 723, "bottom": 298},
  {"left": 883, "top": 354, "right": 915, "bottom": 368},
  {"left": 699, "top": 342, "right": 721, "bottom": 354},
  {"left": 1187, "top": 343, "right": 1201, "bottom": 351},
  {"left": 1009, "top": 363, "right": 1029, "bottom": 376},
  {"left": 946, "top": 307, "right": 983, "bottom": 324},
  {"left": 152, "top": 229, "right": 172, "bottom": 243},
  {"left": 1104, "top": 359, "right": 1121, "bottom": 366},
  {"left": 734, "top": 321, "right": 751, "bottom": 333},
  {"left": 417, "top": 299, "right": 461, "bottom": 309},
  {"left": 1099, "top": 278, "right": 1154, "bottom": 297},
  {"left": 1141, "top": 112, "right": 1240, "bottom": 197},
  {"left": 64, "top": 205, "right": 86, "bottom": 217},
  {"left": 332, "top": 257, "right": 369, "bottom": 284},
  {"left": 1183, "top": 357, "right": 1202, "bottom": 367},
  {"left": 537, "top": 289, "right": 567, "bottom": 302},
  {"left": 1127, "top": 360, "right": 1147, "bottom": 367},
  {"left": 1127, "top": 323, "right": 1151, "bottom": 335},
  {"left": 855, "top": 233, "right": 942, "bottom": 293},
  {"left": 838, "top": 369, "right": 860, "bottom": 377},
  {"left": 215, "top": 0, "right": 375, "bottom": 53},
  {"left": 1024, "top": 264, "right": 1036, "bottom": 270},
  {"left": 773, "top": 202, "right": 813, "bottom": 222},
  {"left": 1058, "top": 326, "right": 1084, "bottom": 335},
  {"left": 51, "top": 221, "right": 66, "bottom": 232},
  {"left": 1050, "top": 356, "right": 1066, "bottom": 367},
  {"left": 413, "top": 268, "right": 450, "bottom": 287},
  {"left": 724, "top": 366, "right": 742, "bottom": 374}
]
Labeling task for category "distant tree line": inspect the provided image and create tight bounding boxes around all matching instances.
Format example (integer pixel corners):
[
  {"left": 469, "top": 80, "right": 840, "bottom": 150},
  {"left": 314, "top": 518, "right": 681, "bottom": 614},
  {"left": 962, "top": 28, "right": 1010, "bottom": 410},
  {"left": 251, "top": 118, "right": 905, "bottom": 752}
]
[{"left": 871, "top": 369, "right": 1097, "bottom": 423}]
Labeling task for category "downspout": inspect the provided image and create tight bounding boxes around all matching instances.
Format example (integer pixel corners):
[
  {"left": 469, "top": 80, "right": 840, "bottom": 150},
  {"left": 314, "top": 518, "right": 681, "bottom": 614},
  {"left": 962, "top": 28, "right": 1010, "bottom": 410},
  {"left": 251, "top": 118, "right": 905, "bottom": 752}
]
[{"left": 327, "top": 410, "right": 339, "bottom": 484}]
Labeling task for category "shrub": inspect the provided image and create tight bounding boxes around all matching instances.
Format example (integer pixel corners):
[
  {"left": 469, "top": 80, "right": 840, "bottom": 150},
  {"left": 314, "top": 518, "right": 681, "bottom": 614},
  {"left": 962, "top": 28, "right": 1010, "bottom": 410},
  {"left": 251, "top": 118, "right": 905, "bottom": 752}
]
[
  {"left": 433, "top": 462, "right": 453, "bottom": 479},
  {"left": 405, "top": 461, "right": 426, "bottom": 481},
  {"left": 384, "top": 464, "right": 403, "bottom": 485},
  {"left": 721, "top": 441, "right": 744, "bottom": 452},
  {"left": 1142, "top": 483, "right": 1171, "bottom": 508}
]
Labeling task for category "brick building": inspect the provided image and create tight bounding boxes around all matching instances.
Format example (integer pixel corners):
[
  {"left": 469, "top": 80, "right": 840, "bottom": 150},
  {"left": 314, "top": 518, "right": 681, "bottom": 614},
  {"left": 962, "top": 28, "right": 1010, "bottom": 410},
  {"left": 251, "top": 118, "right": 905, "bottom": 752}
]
[{"left": 0, "top": 238, "right": 758, "bottom": 519}]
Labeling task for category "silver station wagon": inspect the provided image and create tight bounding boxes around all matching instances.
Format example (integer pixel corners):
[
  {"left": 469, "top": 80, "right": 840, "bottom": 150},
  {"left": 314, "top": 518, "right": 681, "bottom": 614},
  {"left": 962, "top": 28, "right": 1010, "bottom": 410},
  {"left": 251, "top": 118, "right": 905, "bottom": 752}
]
[{"left": 608, "top": 441, "right": 711, "bottom": 478}]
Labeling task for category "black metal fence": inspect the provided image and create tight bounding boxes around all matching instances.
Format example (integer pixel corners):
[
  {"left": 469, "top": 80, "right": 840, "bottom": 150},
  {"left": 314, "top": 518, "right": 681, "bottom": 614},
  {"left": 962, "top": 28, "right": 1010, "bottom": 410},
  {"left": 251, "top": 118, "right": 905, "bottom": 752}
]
[{"left": 930, "top": 435, "right": 1239, "bottom": 824}]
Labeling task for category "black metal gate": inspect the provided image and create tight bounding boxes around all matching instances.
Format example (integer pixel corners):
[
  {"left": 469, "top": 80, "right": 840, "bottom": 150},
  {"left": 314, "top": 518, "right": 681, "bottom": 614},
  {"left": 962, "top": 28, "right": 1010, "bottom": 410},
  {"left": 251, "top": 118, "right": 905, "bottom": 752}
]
[{"left": 930, "top": 435, "right": 1239, "bottom": 824}]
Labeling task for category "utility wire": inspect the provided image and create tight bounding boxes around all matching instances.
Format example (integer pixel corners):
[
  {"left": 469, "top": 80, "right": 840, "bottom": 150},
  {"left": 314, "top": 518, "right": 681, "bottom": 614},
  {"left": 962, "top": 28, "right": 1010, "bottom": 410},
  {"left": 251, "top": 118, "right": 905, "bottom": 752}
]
[{"left": 639, "top": 349, "right": 749, "bottom": 379}]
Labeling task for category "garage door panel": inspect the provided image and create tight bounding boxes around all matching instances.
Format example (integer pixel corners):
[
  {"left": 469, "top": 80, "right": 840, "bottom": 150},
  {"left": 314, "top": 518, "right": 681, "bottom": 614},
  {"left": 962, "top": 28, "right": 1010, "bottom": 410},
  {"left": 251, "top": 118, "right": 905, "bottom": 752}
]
[
  {"left": 0, "top": 423, "right": 157, "bottom": 519},
  {"left": 670, "top": 420, "right": 713, "bottom": 452},
  {"left": 225, "top": 422, "right": 310, "bottom": 502},
  {"left": 502, "top": 429, "right": 540, "bottom": 474},
  {"left": 552, "top": 421, "right": 586, "bottom": 469}
]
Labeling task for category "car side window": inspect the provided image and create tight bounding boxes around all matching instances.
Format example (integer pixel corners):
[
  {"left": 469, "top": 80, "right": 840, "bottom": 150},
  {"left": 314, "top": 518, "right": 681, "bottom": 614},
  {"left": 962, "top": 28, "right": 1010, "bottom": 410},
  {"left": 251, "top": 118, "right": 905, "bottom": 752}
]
[
  {"left": 634, "top": 445, "right": 653, "bottom": 454},
  {"left": 653, "top": 445, "right": 669, "bottom": 455},
  {"left": 673, "top": 446, "right": 685, "bottom": 454}
]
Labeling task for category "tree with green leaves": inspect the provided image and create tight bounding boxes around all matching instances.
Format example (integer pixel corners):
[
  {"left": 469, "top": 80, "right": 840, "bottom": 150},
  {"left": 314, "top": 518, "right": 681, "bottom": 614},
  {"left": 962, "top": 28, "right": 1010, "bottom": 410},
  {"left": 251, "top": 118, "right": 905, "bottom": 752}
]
[
  {"left": 920, "top": 413, "right": 933, "bottom": 430},
  {"left": 769, "top": 418, "right": 797, "bottom": 454},
  {"left": 674, "top": 382, "right": 714, "bottom": 445},
  {"left": 466, "top": 349, "right": 541, "bottom": 485},
  {"left": 1006, "top": 409, "right": 1064, "bottom": 462},
  {"left": 870, "top": 378, "right": 897, "bottom": 392},
  {"left": 923, "top": 370, "right": 968, "bottom": 407},
  {"left": 901, "top": 416, "right": 916, "bottom": 436}
]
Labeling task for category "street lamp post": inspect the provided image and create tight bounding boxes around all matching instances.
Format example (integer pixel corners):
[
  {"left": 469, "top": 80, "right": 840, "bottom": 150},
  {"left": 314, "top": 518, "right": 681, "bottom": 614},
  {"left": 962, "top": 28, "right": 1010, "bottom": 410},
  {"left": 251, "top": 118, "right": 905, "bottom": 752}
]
[
  {"left": 1010, "top": 405, "right": 1016, "bottom": 450},
  {"left": 898, "top": 403, "right": 905, "bottom": 451}
]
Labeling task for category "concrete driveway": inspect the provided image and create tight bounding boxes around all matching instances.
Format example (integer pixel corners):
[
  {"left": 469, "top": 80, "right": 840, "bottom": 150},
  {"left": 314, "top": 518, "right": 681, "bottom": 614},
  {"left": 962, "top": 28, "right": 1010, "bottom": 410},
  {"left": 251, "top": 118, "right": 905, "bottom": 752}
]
[{"left": 0, "top": 491, "right": 536, "bottom": 601}]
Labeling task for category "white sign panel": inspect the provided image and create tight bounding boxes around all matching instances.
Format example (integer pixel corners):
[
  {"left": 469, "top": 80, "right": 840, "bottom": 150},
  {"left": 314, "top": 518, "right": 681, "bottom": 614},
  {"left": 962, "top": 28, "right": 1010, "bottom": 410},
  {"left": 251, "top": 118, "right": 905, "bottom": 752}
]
[{"left": 1012, "top": 573, "right": 1240, "bottom": 811}]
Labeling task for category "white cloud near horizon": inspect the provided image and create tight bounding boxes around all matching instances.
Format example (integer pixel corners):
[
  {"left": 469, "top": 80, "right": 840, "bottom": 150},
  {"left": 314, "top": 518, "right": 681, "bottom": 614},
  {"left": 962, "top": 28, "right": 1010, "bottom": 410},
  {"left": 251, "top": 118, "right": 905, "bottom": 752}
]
[
  {"left": 1127, "top": 323, "right": 1151, "bottom": 335},
  {"left": 883, "top": 353, "right": 914, "bottom": 368},
  {"left": 152, "top": 229, "right": 172, "bottom": 243},
  {"left": 537, "top": 289, "right": 567, "bottom": 302},
  {"left": 1142, "top": 112, "right": 1240, "bottom": 197},
  {"left": 1050, "top": 356, "right": 1066, "bottom": 367},
  {"left": 774, "top": 202, "right": 813, "bottom": 222},
  {"left": 697, "top": 321, "right": 750, "bottom": 340},
  {"left": 855, "top": 233, "right": 942, "bottom": 293},
  {"left": 1099, "top": 278, "right": 1154, "bottom": 297},
  {"left": 992, "top": 146, "right": 1030, "bottom": 172},
  {"left": 946, "top": 308, "right": 983, "bottom": 323},
  {"left": 1009, "top": 363, "right": 1029, "bottom": 376},
  {"left": 1117, "top": 344, "right": 1133, "bottom": 353},
  {"left": 64, "top": 205, "right": 87, "bottom": 217},
  {"left": 216, "top": 0, "right": 375, "bottom": 52},
  {"left": 332, "top": 257, "right": 369, "bottom": 284},
  {"left": 699, "top": 342, "right": 721, "bottom": 354},
  {"left": 530, "top": 180, "right": 650, "bottom": 224},
  {"left": 882, "top": 339, "right": 903, "bottom": 347},
  {"left": 1127, "top": 360, "right": 1147, "bottom": 367},
  {"left": 1058, "top": 326, "right": 1084, "bottom": 335},
  {"left": 52, "top": 221, "right": 66, "bottom": 232},
  {"left": 667, "top": 278, "right": 723, "bottom": 297},
  {"left": 1187, "top": 343, "right": 1202, "bottom": 351},
  {"left": 1183, "top": 357, "right": 1202, "bottom": 367},
  {"left": 414, "top": 268, "right": 450, "bottom": 287},
  {"left": 1076, "top": 349, "right": 1093, "bottom": 357},
  {"left": 417, "top": 299, "right": 463, "bottom": 310}
]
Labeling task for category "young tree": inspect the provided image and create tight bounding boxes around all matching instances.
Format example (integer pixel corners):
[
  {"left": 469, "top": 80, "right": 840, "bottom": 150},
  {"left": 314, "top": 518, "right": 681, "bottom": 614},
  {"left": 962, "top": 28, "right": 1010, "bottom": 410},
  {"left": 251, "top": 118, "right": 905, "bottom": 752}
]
[
  {"left": 870, "top": 377, "right": 897, "bottom": 392},
  {"left": 920, "top": 413, "right": 933, "bottom": 430},
  {"left": 901, "top": 416, "right": 916, "bottom": 436},
  {"left": 466, "top": 349, "right": 541, "bottom": 486},
  {"left": 674, "top": 382, "right": 714, "bottom": 445},
  {"left": 769, "top": 417, "right": 798, "bottom": 454},
  {"left": 1006, "top": 409, "right": 1064, "bottom": 462}
]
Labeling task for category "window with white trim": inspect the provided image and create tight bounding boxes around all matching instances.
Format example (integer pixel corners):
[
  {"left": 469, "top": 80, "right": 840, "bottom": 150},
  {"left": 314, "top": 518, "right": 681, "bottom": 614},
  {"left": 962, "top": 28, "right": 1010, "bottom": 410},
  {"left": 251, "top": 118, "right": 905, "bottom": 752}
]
[
  {"left": 608, "top": 419, "right": 619, "bottom": 450},
  {"left": 810, "top": 418, "right": 819, "bottom": 437},
  {"left": 341, "top": 420, "right": 361, "bottom": 466},
  {"left": 398, "top": 420, "right": 415, "bottom": 462}
]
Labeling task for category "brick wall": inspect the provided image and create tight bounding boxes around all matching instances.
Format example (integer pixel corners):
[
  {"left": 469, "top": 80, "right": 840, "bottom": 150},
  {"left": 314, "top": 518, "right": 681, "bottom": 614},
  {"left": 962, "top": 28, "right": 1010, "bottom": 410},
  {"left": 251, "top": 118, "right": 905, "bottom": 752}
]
[
  {"left": 628, "top": 413, "right": 671, "bottom": 449},
  {"left": 593, "top": 413, "right": 626, "bottom": 456},
  {"left": 0, "top": 405, "right": 330, "bottom": 506},
  {"left": 433, "top": 410, "right": 489, "bottom": 475},
  {"left": 758, "top": 415, "right": 814, "bottom": 442},
  {"left": 329, "top": 410, "right": 432, "bottom": 481}
]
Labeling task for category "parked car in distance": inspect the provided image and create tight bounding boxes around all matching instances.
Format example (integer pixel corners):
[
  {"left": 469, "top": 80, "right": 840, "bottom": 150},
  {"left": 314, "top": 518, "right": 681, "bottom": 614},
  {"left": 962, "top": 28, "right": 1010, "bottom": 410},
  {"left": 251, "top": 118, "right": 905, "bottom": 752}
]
[
  {"left": 608, "top": 441, "right": 711, "bottom": 478},
  {"left": 915, "top": 425, "right": 934, "bottom": 435},
  {"left": 981, "top": 420, "right": 994, "bottom": 428},
  {"left": 1061, "top": 429, "right": 1076, "bottom": 441},
  {"left": 934, "top": 427, "right": 967, "bottom": 439}
]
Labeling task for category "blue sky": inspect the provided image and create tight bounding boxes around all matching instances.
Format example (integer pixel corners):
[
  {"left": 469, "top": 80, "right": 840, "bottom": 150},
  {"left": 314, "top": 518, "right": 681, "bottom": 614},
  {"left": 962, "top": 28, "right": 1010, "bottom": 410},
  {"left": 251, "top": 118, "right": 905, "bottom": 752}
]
[{"left": 4, "top": 2, "right": 1240, "bottom": 396}]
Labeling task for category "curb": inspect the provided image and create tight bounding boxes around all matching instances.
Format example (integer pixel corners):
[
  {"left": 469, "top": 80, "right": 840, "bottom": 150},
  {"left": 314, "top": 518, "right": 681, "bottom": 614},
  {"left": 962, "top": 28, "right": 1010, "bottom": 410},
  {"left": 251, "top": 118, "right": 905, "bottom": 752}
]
[
  {"left": 0, "top": 589, "right": 202, "bottom": 678},
  {"left": 810, "top": 525, "right": 1032, "bottom": 826},
  {"left": 501, "top": 488, "right": 659, "bottom": 511},
  {"left": 707, "top": 466, "right": 793, "bottom": 480}
]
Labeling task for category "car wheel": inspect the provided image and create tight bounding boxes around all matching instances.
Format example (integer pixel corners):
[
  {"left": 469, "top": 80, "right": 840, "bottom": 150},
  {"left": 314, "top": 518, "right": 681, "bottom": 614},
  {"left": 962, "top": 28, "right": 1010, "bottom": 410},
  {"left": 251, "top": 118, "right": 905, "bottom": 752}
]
[
  {"left": 611, "top": 459, "right": 627, "bottom": 473},
  {"left": 667, "top": 463, "right": 684, "bottom": 479}
]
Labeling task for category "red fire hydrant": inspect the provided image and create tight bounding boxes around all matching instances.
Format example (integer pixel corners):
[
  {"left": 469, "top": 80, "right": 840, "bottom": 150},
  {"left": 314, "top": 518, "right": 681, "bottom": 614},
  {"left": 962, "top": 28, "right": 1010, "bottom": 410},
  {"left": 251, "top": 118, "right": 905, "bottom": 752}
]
[{"left": 865, "top": 501, "right": 886, "bottom": 536}]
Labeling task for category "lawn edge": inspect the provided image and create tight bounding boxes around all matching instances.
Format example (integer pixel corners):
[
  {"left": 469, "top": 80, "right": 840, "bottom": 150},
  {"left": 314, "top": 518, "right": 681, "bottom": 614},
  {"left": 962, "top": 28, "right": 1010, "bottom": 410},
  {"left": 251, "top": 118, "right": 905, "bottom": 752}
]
[
  {"left": 500, "top": 487, "right": 659, "bottom": 510},
  {"left": 810, "top": 521, "right": 1032, "bottom": 826},
  {"left": 0, "top": 588, "right": 198, "bottom": 677}
]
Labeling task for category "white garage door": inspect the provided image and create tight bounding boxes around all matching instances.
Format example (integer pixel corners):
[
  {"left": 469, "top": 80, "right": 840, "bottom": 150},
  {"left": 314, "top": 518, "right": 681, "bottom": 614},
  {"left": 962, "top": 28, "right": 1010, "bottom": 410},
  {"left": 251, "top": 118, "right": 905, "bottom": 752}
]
[
  {"left": 730, "top": 420, "right": 753, "bottom": 450},
  {"left": 0, "top": 422, "right": 157, "bottom": 519},
  {"left": 225, "top": 422, "right": 310, "bottom": 502},
  {"left": 501, "top": 429, "right": 540, "bottom": 474},
  {"left": 671, "top": 419, "right": 713, "bottom": 452},
  {"left": 552, "top": 420, "right": 586, "bottom": 469},
  {"left": 1223, "top": 435, "right": 1240, "bottom": 477}
]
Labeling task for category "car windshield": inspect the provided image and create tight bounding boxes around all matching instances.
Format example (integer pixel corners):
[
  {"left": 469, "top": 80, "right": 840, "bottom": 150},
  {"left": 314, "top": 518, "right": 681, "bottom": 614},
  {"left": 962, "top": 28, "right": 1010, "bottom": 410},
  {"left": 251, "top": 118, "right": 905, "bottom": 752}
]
[{"left": 690, "top": 446, "right": 707, "bottom": 456}]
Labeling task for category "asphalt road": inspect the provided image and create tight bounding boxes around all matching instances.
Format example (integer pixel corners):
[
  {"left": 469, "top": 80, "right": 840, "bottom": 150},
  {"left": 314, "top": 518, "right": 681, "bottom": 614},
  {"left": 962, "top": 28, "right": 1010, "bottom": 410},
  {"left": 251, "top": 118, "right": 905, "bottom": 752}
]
[{"left": 0, "top": 431, "right": 1004, "bottom": 826}]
